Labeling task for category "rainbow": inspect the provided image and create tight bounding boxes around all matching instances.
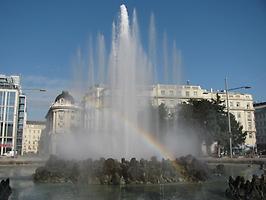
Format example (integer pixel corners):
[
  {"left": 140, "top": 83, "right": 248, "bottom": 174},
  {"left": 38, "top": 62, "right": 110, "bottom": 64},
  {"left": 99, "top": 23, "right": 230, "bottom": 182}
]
[
  {"left": 85, "top": 98, "right": 176, "bottom": 160},
  {"left": 120, "top": 115, "right": 175, "bottom": 160},
  {"left": 84, "top": 98, "right": 184, "bottom": 173}
]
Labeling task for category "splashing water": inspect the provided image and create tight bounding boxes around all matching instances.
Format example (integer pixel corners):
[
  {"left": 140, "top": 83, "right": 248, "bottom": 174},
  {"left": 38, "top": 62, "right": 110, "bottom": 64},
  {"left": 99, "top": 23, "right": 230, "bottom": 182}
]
[{"left": 56, "top": 4, "right": 198, "bottom": 160}]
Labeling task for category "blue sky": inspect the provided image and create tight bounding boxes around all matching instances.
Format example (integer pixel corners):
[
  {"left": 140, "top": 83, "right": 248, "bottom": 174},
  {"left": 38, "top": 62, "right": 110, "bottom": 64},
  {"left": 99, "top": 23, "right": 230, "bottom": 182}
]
[{"left": 0, "top": 0, "right": 265, "bottom": 120}]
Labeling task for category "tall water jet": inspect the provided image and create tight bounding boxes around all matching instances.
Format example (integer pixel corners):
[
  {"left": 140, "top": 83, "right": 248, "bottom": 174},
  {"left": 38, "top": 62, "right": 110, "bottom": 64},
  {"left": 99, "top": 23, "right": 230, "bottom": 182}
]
[
  {"left": 88, "top": 36, "right": 95, "bottom": 87},
  {"left": 97, "top": 33, "right": 106, "bottom": 84},
  {"left": 163, "top": 32, "right": 169, "bottom": 83},
  {"left": 59, "top": 4, "right": 192, "bottom": 160},
  {"left": 109, "top": 4, "right": 149, "bottom": 158},
  {"left": 148, "top": 13, "right": 157, "bottom": 83}
]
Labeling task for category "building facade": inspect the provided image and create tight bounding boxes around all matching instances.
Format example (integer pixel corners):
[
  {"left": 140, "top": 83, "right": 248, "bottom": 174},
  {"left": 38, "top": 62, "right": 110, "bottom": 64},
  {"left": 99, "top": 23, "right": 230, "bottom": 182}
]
[
  {"left": 254, "top": 102, "right": 266, "bottom": 152},
  {"left": 84, "top": 84, "right": 256, "bottom": 148},
  {"left": 81, "top": 85, "right": 105, "bottom": 129},
  {"left": 43, "top": 91, "right": 81, "bottom": 155},
  {"left": 22, "top": 121, "right": 46, "bottom": 155},
  {"left": 0, "top": 74, "right": 26, "bottom": 156},
  {"left": 151, "top": 84, "right": 256, "bottom": 147}
]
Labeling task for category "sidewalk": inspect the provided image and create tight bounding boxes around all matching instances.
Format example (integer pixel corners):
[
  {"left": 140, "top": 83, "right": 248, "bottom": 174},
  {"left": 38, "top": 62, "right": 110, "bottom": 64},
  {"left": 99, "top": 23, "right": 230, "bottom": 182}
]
[
  {"left": 0, "top": 156, "right": 47, "bottom": 165},
  {"left": 200, "top": 156, "right": 266, "bottom": 164}
]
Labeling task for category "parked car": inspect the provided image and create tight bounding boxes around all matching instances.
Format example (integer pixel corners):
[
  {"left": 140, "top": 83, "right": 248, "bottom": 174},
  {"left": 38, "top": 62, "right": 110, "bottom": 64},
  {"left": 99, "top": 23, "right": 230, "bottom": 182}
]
[{"left": 3, "top": 150, "right": 17, "bottom": 158}]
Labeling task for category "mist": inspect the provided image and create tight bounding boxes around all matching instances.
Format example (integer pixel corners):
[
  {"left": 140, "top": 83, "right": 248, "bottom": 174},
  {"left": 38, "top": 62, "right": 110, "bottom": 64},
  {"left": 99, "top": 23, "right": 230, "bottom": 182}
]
[{"left": 54, "top": 4, "right": 197, "bottom": 161}]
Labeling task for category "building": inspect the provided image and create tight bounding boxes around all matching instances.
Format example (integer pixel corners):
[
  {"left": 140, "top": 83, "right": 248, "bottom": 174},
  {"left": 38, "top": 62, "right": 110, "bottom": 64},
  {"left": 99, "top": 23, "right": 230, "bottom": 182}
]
[
  {"left": 0, "top": 74, "right": 26, "bottom": 156},
  {"left": 43, "top": 91, "right": 81, "bottom": 155},
  {"left": 81, "top": 85, "right": 105, "bottom": 129},
  {"left": 84, "top": 83, "right": 256, "bottom": 148},
  {"left": 22, "top": 121, "right": 46, "bottom": 155},
  {"left": 151, "top": 84, "right": 256, "bottom": 147},
  {"left": 254, "top": 102, "right": 266, "bottom": 152}
]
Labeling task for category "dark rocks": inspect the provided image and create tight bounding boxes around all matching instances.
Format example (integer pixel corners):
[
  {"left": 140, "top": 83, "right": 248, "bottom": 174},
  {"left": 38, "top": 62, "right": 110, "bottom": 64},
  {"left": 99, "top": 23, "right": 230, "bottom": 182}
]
[
  {"left": 176, "top": 155, "right": 209, "bottom": 182},
  {"left": 212, "top": 164, "right": 225, "bottom": 176},
  {"left": 225, "top": 174, "right": 266, "bottom": 200},
  {"left": 0, "top": 178, "right": 12, "bottom": 200},
  {"left": 33, "top": 155, "right": 209, "bottom": 185}
]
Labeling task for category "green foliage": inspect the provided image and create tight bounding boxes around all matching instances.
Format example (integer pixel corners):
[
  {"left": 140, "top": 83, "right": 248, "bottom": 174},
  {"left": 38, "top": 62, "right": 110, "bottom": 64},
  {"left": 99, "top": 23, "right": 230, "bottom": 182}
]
[{"left": 154, "top": 94, "right": 246, "bottom": 153}]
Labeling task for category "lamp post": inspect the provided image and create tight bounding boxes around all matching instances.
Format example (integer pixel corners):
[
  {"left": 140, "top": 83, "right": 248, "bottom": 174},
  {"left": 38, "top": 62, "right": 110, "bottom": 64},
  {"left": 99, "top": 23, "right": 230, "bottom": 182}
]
[
  {"left": 23, "top": 88, "right": 47, "bottom": 92},
  {"left": 224, "top": 77, "right": 251, "bottom": 158}
]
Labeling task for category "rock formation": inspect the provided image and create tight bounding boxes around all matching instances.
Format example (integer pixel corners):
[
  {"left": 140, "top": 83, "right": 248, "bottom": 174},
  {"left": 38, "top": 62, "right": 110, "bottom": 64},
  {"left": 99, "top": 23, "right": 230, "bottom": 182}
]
[
  {"left": 0, "top": 178, "right": 12, "bottom": 200},
  {"left": 225, "top": 174, "right": 266, "bottom": 200},
  {"left": 34, "top": 155, "right": 208, "bottom": 185}
]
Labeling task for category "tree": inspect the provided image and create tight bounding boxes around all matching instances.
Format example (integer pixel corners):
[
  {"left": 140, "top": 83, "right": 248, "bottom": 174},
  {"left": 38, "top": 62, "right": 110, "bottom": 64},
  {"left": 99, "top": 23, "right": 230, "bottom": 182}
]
[{"left": 176, "top": 94, "right": 246, "bottom": 155}]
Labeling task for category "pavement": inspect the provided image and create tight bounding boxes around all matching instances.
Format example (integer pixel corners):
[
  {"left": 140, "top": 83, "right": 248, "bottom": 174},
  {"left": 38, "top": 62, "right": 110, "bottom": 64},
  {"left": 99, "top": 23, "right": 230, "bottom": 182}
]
[
  {"left": 0, "top": 156, "right": 47, "bottom": 165},
  {"left": 200, "top": 156, "right": 266, "bottom": 164}
]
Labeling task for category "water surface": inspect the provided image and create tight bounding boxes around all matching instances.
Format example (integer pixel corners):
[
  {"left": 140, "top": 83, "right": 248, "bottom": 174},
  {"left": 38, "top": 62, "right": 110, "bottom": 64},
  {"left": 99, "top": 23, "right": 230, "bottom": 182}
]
[{"left": 0, "top": 163, "right": 262, "bottom": 200}]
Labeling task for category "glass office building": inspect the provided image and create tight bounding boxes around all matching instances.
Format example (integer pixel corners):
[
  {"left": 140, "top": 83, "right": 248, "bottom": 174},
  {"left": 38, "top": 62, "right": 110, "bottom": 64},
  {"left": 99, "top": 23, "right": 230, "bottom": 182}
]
[{"left": 0, "top": 75, "right": 26, "bottom": 156}]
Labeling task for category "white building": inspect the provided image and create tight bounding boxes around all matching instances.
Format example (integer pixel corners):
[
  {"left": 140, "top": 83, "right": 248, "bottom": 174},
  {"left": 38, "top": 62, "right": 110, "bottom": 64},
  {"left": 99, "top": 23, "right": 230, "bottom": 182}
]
[
  {"left": 84, "top": 84, "right": 256, "bottom": 148},
  {"left": 151, "top": 84, "right": 256, "bottom": 147},
  {"left": 22, "top": 121, "right": 45, "bottom": 155},
  {"left": 81, "top": 85, "right": 105, "bottom": 129},
  {"left": 0, "top": 74, "right": 26, "bottom": 156},
  {"left": 43, "top": 91, "right": 81, "bottom": 155},
  {"left": 254, "top": 102, "right": 266, "bottom": 152}
]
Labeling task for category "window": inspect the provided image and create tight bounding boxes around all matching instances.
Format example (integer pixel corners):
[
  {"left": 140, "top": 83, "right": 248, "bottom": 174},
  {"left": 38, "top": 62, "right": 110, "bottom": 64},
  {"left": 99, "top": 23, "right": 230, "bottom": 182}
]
[
  {"left": 248, "top": 122, "right": 252, "bottom": 130},
  {"left": 185, "top": 91, "right": 190, "bottom": 97},
  {"left": 19, "top": 97, "right": 25, "bottom": 104},
  {"left": 7, "top": 107, "right": 14, "bottom": 121},
  {"left": 18, "top": 118, "right": 24, "bottom": 124},
  {"left": 0, "top": 92, "right": 4, "bottom": 105},
  {"left": 236, "top": 102, "right": 240, "bottom": 107},
  {"left": 6, "top": 123, "right": 13, "bottom": 137},
  {"left": 169, "top": 90, "right": 174, "bottom": 96},
  {"left": 9, "top": 92, "right": 16, "bottom": 105},
  {"left": 19, "top": 104, "right": 25, "bottom": 111},
  {"left": 230, "top": 102, "right": 233, "bottom": 107},
  {"left": 247, "top": 112, "right": 251, "bottom": 121},
  {"left": 161, "top": 90, "right": 166, "bottom": 95},
  {"left": 193, "top": 91, "right": 197, "bottom": 96},
  {"left": 58, "top": 111, "right": 64, "bottom": 120},
  {"left": 249, "top": 133, "right": 252, "bottom": 139},
  {"left": 19, "top": 111, "right": 24, "bottom": 118},
  {"left": 237, "top": 112, "right": 241, "bottom": 119},
  {"left": 247, "top": 103, "right": 250, "bottom": 109}
]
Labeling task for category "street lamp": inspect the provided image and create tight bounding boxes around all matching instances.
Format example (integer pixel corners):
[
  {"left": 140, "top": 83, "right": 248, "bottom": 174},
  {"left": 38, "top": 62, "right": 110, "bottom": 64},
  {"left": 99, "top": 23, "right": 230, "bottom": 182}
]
[
  {"left": 224, "top": 77, "right": 251, "bottom": 158},
  {"left": 23, "top": 88, "right": 47, "bottom": 92}
]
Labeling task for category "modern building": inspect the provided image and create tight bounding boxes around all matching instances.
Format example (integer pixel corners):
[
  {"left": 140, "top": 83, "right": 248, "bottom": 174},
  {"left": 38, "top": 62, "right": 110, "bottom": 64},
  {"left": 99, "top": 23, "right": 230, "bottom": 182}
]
[
  {"left": 254, "top": 102, "right": 266, "bottom": 152},
  {"left": 0, "top": 74, "right": 26, "bottom": 156},
  {"left": 22, "top": 121, "right": 46, "bottom": 155},
  {"left": 151, "top": 84, "right": 256, "bottom": 147},
  {"left": 43, "top": 91, "right": 81, "bottom": 155}
]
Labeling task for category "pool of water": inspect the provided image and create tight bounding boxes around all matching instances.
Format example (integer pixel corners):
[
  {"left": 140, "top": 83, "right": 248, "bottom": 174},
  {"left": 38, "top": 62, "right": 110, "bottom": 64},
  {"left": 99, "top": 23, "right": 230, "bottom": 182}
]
[{"left": 0, "top": 163, "right": 263, "bottom": 200}]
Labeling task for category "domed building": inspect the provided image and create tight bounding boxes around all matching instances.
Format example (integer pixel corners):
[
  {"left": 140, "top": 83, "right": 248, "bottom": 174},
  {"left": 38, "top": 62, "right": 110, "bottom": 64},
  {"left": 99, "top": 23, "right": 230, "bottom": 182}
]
[{"left": 41, "top": 91, "right": 81, "bottom": 155}]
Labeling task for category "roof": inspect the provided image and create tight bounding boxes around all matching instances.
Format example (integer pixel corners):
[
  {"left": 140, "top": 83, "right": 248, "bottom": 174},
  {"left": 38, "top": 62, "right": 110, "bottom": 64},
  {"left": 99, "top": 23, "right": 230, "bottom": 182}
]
[
  {"left": 55, "top": 91, "right": 75, "bottom": 104},
  {"left": 254, "top": 102, "right": 266, "bottom": 107}
]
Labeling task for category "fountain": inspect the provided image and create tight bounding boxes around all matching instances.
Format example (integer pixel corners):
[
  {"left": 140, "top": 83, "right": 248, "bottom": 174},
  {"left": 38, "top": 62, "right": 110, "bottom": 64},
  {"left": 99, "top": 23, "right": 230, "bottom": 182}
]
[
  {"left": 53, "top": 4, "right": 198, "bottom": 161},
  {"left": 33, "top": 4, "right": 210, "bottom": 185}
]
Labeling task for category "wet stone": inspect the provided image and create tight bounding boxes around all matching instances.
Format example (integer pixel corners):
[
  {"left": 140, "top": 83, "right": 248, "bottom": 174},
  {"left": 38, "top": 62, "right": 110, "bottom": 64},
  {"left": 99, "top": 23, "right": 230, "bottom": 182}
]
[{"left": 33, "top": 155, "right": 209, "bottom": 185}]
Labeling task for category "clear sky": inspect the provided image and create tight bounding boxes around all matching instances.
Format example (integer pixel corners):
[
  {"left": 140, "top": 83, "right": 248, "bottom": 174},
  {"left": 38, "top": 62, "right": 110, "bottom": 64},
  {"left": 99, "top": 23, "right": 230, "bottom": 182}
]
[{"left": 0, "top": 0, "right": 265, "bottom": 120}]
